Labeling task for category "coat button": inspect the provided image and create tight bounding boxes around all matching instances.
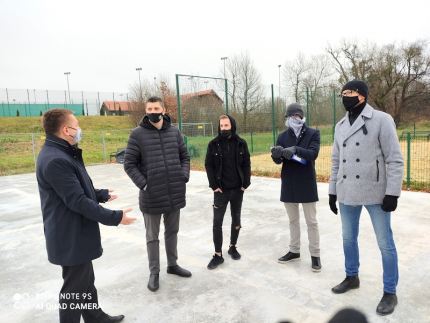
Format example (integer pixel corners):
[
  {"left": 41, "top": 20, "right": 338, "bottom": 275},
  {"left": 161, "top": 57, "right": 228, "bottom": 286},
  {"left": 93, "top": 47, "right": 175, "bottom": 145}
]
[
  {"left": 343, "top": 175, "right": 347, "bottom": 179},
  {"left": 343, "top": 159, "right": 346, "bottom": 163},
  {"left": 343, "top": 143, "right": 346, "bottom": 147},
  {"left": 356, "top": 158, "right": 360, "bottom": 162},
  {"left": 356, "top": 175, "right": 360, "bottom": 179},
  {"left": 356, "top": 142, "right": 360, "bottom": 146}
]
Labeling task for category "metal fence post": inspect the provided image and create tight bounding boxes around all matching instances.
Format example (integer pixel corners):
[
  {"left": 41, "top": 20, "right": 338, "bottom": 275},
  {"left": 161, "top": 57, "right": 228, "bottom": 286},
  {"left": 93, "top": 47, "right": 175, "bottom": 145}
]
[
  {"left": 26, "top": 89, "right": 31, "bottom": 116},
  {"left": 175, "top": 74, "right": 182, "bottom": 131},
  {"left": 271, "top": 84, "right": 276, "bottom": 146},
  {"left": 306, "top": 87, "right": 310, "bottom": 126},
  {"left": 332, "top": 89, "right": 336, "bottom": 141},
  {"left": 31, "top": 133, "right": 37, "bottom": 169},
  {"left": 46, "top": 89, "right": 50, "bottom": 110},
  {"left": 407, "top": 132, "right": 411, "bottom": 190},
  {"left": 224, "top": 78, "right": 229, "bottom": 114},
  {"left": 250, "top": 130, "right": 254, "bottom": 153},
  {"left": 102, "top": 132, "right": 107, "bottom": 162},
  {"left": 6, "top": 88, "right": 10, "bottom": 116}
]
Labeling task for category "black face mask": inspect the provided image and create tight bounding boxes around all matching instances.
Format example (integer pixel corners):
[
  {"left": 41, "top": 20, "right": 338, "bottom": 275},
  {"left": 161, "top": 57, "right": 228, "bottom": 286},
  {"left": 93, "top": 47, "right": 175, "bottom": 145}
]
[
  {"left": 147, "top": 113, "right": 163, "bottom": 123},
  {"left": 342, "top": 96, "right": 360, "bottom": 112},
  {"left": 220, "top": 130, "right": 232, "bottom": 138}
]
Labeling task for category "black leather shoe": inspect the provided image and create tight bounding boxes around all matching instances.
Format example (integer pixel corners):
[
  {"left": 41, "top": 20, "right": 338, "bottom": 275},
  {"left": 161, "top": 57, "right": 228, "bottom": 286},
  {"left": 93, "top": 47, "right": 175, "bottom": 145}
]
[
  {"left": 376, "top": 293, "right": 398, "bottom": 315},
  {"left": 311, "top": 256, "right": 321, "bottom": 272},
  {"left": 167, "top": 265, "right": 192, "bottom": 277},
  {"left": 147, "top": 273, "right": 159, "bottom": 292},
  {"left": 331, "top": 276, "right": 360, "bottom": 294},
  {"left": 278, "top": 252, "right": 300, "bottom": 263}
]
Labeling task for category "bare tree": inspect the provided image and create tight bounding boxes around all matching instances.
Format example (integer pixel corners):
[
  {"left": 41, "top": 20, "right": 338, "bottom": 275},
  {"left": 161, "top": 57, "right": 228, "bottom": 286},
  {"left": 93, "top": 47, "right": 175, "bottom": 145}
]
[
  {"left": 128, "top": 76, "right": 174, "bottom": 126},
  {"left": 327, "top": 40, "right": 430, "bottom": 123},
  {"left": 225, "top": 57, "right": 241, "bottom": 113},
  {"left": 327, "top": 41, "right": 377, "bottom": 84},
  {"left": 225, "top": 52, "right": 265, "bottom": 132},
  {"left": 283, "top": 53, "right": 308, "bottom": 102}
]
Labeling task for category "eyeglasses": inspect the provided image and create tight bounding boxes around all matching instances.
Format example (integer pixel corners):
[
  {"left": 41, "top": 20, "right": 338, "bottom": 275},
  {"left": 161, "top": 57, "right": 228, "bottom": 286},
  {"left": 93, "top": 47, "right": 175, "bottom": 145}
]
[
  {"left": 66, "top": 126, "right": 78, "bottom": 131},
  {"left": 285, "top": 114, "right": 302, "bottom": 119},
  {"left": 339, "top": 89, "right": 359, "bottom": 97}
]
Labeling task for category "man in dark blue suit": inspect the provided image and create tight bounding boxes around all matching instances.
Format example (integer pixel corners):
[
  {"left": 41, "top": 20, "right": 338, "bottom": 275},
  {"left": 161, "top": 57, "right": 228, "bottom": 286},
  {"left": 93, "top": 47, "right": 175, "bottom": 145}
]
[
  {"left": 271, "top": 103, "right": 321, "bottom": 272},
  {"left": 36, "top": 109, "right": 136, "bottom": 323}
]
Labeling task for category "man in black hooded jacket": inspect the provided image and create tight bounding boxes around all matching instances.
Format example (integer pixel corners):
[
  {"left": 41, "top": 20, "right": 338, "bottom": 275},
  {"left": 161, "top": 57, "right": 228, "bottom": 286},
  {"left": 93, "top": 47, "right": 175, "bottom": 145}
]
[
  {"left": 205, "top": 114, "right": 251, "bottom": 269},
  {"left": 124, "top": 96, "right": 191, "bottom": 292}
]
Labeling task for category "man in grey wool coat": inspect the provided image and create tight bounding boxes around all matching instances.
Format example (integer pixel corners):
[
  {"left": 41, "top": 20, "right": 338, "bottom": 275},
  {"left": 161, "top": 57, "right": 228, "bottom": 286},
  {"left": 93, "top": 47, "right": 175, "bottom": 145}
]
[{"left": 329, "top": 80, "right": 404, "bottom": 316}]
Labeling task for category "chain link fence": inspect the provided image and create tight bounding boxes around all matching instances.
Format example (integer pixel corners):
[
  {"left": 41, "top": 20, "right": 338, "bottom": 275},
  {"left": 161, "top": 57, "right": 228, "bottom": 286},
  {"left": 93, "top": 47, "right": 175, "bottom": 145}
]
[
  {"left": 0, "top": 84, "right": 429, "bottom": 191},
  {"left": 0, "top": 88, "right": 130, "bottom": 116}
]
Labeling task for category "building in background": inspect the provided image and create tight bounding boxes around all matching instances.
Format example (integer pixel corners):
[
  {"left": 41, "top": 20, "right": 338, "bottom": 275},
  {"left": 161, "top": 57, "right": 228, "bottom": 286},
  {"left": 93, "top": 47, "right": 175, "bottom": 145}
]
[{"left": 100, "top": 101, "right": 134, "bottom": 116}]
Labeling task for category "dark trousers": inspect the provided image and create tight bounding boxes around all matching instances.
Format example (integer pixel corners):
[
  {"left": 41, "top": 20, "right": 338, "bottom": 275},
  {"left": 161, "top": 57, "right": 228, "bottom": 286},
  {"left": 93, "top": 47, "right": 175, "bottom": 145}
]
[
  {"left": 59, "top": 261, "right": 102, "bottom": 323},
  {"left": 213, "top": 188, "right": 244, "bottom": 253}
]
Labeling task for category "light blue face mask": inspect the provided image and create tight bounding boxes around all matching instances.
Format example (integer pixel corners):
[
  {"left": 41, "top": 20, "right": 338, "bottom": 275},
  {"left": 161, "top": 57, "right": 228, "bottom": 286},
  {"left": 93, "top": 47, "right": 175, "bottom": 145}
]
[
  {"left": 74, "top": 127, "right": 83, "bottom": 143},
  {"left": 68, "top": 127, "right": 83, "bottom": 144}
]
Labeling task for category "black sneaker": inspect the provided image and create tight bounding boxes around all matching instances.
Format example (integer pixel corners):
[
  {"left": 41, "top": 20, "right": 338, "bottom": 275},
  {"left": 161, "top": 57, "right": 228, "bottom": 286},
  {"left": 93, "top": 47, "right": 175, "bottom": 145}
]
[
  {"left": 228, "top": 245, "right": 241, "bottom": 260},
  {"left": 311, "top": 256, "right": 321, "bottom": 272},
  {"left": 278, "top": 252, "right": 300, "bottom": 263},
  {"left": 207, "top": 254, "right": 224, "bottom": 270}
]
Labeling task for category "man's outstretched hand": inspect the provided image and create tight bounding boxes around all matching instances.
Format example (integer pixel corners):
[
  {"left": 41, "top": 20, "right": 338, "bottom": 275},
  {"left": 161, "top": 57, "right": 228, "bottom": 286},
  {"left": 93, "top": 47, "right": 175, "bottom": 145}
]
[{"left": 120, "top": 208, "right": 137, "bottom": 225}]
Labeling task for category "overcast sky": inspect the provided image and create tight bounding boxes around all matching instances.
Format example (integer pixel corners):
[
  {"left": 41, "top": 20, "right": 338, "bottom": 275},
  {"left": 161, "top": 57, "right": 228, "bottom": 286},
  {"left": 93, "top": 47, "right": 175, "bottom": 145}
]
[{"left": 1, "top": 0, "right": 429, "bottom": 93}]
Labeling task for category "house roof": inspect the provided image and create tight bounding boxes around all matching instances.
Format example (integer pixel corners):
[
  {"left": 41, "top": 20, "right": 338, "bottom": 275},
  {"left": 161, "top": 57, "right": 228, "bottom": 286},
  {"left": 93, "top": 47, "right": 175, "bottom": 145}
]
[
  {"left": 101, "top": 89, "right": 223, "bottom": 112},
  {"left": 101, "top": 101, "right": 134, "bottom": 112},
  {"left": 180, "top": 89, "right": 224, "bottom": 103}
]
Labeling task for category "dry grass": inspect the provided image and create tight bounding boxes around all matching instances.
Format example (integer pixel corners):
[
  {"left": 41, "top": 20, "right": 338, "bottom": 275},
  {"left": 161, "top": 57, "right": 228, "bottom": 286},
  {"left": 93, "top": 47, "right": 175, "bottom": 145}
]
[{"left": 250, "top": 140, "right": 430, "bottom": 192}]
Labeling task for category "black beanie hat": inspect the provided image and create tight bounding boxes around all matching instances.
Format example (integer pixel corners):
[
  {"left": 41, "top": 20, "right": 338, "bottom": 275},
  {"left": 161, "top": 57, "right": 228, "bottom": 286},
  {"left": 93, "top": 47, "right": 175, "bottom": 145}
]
[
  {"left": 341, "top": 80, "right": 369, "bottom": 98},
  {"left": 285, "top": 103, "right": 304, "bottom": 118}
]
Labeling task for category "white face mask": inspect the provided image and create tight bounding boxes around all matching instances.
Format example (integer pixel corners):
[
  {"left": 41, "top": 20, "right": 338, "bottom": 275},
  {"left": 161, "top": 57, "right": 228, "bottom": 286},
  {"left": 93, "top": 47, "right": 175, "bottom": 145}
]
[
  {"left": 286, "top": 117, "right": 305, "bottom": 137},
  {"left": 68, "top": 127, "right": 83, "bottom": 144},
  {"left": 74, "top": 127, "right": 83, "bottom": 143},
  {"left": 285, "top": 116, "right": 305, "bottom": 127}
]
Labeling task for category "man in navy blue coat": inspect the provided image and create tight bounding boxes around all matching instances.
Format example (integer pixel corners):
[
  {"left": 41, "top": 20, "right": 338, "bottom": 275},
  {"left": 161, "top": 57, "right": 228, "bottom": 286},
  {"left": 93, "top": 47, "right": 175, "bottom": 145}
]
[
  {"left": 271, "top": 103, "right": 321, "bottom": 272},
  {"left": 36, "top": 109, "right": 136, "bottom": 323}
]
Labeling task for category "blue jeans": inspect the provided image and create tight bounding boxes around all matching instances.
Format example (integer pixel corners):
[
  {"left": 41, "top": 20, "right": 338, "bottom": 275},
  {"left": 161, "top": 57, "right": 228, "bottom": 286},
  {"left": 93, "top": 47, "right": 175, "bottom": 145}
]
[{"left": 339, "top": 203, "right": 399, "bottom": 294}]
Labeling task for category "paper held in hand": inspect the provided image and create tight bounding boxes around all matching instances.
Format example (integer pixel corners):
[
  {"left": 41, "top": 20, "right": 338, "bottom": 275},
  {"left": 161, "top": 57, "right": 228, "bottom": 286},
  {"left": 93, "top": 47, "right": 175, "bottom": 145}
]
[{"left": 291, "top": 154, "right": 307, "bottom": 165}]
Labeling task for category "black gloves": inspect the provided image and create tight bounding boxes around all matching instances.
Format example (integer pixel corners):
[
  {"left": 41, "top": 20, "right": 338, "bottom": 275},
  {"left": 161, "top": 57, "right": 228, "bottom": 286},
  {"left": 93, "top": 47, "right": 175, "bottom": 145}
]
[
  {"left": 271, "top": 146, "right": 296, "bottom": 160},
  {"left": 328, "top": 194, "right": 398, "bottom": 214},
  {"left": 282, "top": 146, "right": 296, "bottom": 160},
  {"left": 329, "top": 194, "right": 338, "bottom": 215},
  {"left": 271, "top": 146, "right": 283, "bottom": 159},
  {"left": 381, "top": 195, "right": 398, "bottom": 212}
]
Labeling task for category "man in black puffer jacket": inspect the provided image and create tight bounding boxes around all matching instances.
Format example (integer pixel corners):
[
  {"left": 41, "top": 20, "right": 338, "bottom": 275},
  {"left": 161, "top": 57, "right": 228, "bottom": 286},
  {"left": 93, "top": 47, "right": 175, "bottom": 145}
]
[
  {"left": 205, "top": 114, "right": 251, "bottom": 270},
  {"left": 124, "top": 96, "right": 191, "bottom": 292}
]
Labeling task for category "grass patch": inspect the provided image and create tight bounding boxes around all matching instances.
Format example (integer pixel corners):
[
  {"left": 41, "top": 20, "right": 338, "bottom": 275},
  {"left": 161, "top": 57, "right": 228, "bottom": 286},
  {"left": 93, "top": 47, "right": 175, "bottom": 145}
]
[{"left": 0, "top": 116, "right": 429, "bottom": 191}]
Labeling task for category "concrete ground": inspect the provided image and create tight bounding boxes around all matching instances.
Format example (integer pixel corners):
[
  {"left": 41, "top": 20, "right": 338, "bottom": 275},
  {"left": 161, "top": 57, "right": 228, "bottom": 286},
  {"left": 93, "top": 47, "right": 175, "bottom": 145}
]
[{"left": 1, "top": 164, "right": 429, "bottom": 323}]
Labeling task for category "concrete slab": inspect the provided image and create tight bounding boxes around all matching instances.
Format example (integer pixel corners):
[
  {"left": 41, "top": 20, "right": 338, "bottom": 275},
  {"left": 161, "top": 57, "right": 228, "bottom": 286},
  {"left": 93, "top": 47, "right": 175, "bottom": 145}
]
[{"left": 1, "top": 164, "right": 429, "bottom": 323}]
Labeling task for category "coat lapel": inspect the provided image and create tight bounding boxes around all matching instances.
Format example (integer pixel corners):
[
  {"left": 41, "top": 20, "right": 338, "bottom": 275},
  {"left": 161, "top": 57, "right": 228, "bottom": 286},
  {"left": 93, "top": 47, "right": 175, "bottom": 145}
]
[
  {"left": 296, "top": 125, "right": 307, "bottom": 145},
  {"left": 343, "top": 104, "right": 374, "bottom": 141}
]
